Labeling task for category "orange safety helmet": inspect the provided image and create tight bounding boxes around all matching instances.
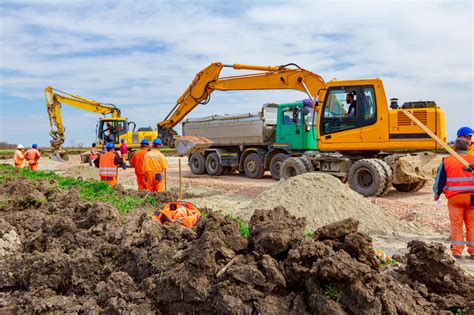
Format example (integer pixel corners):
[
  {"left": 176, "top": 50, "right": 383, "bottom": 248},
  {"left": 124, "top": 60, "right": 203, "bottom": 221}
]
[{"left": 153, "top": 201, "right": 201, "bottom": 228}]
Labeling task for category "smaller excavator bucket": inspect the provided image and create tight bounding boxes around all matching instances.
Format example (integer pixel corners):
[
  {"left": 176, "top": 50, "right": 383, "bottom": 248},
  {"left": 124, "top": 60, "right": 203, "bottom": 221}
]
[
  {"left": 175, "top": 136, "right": 212, "bottom": 156},
  {"left": 49, "top": 150, "right": 69, "bottom": 162}
]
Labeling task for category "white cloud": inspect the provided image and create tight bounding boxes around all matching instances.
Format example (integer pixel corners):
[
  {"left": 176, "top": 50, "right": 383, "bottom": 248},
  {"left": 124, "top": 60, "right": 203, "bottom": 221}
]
[{"left": 0, "top": 0, "right": 472, "bottom": 146}]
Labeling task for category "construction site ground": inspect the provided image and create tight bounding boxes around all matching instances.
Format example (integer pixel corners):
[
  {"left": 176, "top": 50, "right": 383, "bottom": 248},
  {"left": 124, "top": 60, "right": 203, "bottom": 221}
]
[{"left": 2, "top": 154, "right": 473, "bottom": 276}]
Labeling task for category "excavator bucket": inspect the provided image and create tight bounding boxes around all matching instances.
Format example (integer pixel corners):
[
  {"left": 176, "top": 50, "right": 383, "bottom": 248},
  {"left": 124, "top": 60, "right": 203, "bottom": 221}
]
[
  {"left": 49, "top": 149, "right": 69, "bottom": 162},
  {"left": 175, "top": 136, "right": 212, "bottom": 156}
]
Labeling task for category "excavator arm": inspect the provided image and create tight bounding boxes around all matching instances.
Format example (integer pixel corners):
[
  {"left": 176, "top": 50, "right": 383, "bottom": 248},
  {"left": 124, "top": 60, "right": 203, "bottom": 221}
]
[
  {"left": 158, "top": 62, "right": 326, "bottom": 146},
  {"left": 44, "top": 86, "right": 121, "bottom": 158}
]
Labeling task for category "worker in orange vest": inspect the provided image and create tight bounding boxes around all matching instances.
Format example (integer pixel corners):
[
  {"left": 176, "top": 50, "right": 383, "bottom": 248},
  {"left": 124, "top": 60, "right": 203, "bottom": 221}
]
[
  {"left": 456, "top": 126, "right": 474, "bottom": 155},
  {"left": 13, "top": 144, "right": 25, "bottom": 169},
  {"left": 434, "top": 138, "right": 474, "bottom": 260},
  {"left": 89, "top": 143, "right": 99, "bottom": 166},
  {"left": 143, "top": 138, "right": 168, "bottom": 192},
  {"left": 129, "top": 139, "right": 149, "bottom": 190},
  {"left": 93, "top": 142, "right": 123, "bottom": 188},
  {"left": 24, "top": 144, "right": 41, "bottom": 171}
]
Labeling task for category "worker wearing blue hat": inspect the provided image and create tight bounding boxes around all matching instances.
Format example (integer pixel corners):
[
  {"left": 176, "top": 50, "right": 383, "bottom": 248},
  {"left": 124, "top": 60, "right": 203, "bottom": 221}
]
[
  {"left": 24, "top": 143, "right": 41, "bottom": 171},
  {"left": 129, "top": 139, "right": 150, "bottom": 190},
  {"left": 93, "top": 142, "right": 123, "bottom": 187},
  {"left": 143, "top": 138, "right": 168, "bottom": 192},
  {"left": 456, "top": 126, "right": 474, "bottom": 155}
]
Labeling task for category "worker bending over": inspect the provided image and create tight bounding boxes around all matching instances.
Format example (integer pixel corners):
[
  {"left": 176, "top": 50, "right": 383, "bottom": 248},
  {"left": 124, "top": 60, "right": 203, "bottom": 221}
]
[
  {"left": 94, "top": 142, "right": 123, "bottom": 188},
  {"left": 120, "top": 138, "right": 128, "bottom": 170},
  {"left": 129, "top": 139, "right": 149, "bottom": 190},
  {"left": 456, "top": 126, "right": 474, "bottom": 155},
  {"left": 89, "top": 143, "right": 99, "bottom": 166},
  {"left": 434, "top": 138, "right": 474, "bottom": 260},
  {"left": 144, "top": 138, "right": 168, "bottom": 192},
  {"left": 13, "top": 144, "right": 25, "bottom": 169},
  {"left": 24, "top": 144, "right": 41, "bottom": 171}
]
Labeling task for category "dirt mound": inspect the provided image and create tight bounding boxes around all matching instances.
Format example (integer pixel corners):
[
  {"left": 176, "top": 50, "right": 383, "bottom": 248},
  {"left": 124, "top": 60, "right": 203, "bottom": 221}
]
[
  {"left": 238, "top": 172, "right": 430, "bottom": 235},
  {"left": 0, "top": 176, "right": 472, "bottom": 313}
]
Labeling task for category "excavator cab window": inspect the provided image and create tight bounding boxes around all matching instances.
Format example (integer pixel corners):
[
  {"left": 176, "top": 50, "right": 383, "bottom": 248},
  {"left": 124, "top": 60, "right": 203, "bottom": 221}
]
[{"left": 321, "top": 87, "right": 359, "bottom": 135}]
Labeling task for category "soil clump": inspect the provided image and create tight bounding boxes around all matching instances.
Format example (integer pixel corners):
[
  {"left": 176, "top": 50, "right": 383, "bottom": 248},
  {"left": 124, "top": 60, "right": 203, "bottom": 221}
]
[{"left": 0, "top": 175, "right": 472, "bottom": 313}]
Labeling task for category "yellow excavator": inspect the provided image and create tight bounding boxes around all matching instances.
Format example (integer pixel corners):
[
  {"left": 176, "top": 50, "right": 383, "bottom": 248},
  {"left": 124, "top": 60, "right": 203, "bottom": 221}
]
[
  {"left": 158, "top": 62, "right": 447, "bottom": 196},
  {"left": 45, "top": 86, "right": 157, "bottom": 161}
]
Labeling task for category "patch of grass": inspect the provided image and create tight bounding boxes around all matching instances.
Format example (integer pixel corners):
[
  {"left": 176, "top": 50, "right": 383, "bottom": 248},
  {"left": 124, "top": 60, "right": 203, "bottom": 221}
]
[
  {"left": 238, "top": 220, "right": 250, "bottom": 238},
  {"left": 0, "top": 164, "right": 153, "bottom": 214},
  {"left": 303, "top": 230, "right": 313, "bottom": 237},
  {"left": 323, "top": 284, "right": 342, "bottom": 303}
]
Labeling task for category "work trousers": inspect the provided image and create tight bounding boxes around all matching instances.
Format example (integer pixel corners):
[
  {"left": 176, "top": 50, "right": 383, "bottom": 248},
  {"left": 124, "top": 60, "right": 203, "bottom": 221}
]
[
  {"left": 145, "top": 172, "right": 165, "bottom": 192},
  {"left": 136, "top": 174, "right": 146, "bottom": 190},
  {"left": 28, "top": 161, "right": 38, "bottom": 171},
  {"left": 447, "top": 192, "right": 474, "bottom": 256},
  {"left": 100, "top": 176, "right": 117, "bottom": 188},
  {"left": 122, "top": 155, "right": 127, "bottom": 170}
]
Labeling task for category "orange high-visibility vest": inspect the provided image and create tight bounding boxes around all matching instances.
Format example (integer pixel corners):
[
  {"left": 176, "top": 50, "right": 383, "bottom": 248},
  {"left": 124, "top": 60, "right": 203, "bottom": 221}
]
[
  {"left": 13, "top": 150, "right": 24, "bottom": 167},
  {"left": 24, "top": 148, "right": 41, "bottom": 164},
  {"left": 154, "top": 202, "right": 201, "bottom": 228},
  {"left": 90, "top": 148, "right": 99, "bottom": 161},
  {"left": 130, "top": 149, "right": 148, "bottom": 175},
  {"left": 469, "top": 145, "right": 474, "bottom": 155},
  {"left": 443, "top": 153, "right": 474, "bottom": 198},
  {"left": 99, "top": 151, "right": 117, "bottom": 179},
  {"left": 144, "top": 150, "right": 168, "bottom": 173}
]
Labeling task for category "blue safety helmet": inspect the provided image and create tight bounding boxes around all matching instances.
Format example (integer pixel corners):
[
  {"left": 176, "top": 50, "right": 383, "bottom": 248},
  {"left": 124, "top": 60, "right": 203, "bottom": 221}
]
[
  {"left": 152, "top": 138, "right": 162, "bottom": 145},
  {"left": 120, "top": 138, "right": 125, "bottom": 143},
  {"left": 140, "top": 139, "right": 149, "bottom": 145},
  {"left": 457, "top": 126, "right": 474, "bottom": 137},
  {"left": 32, "top": 143, "right": 38, "bottom": 148},
  {"left": 106, "top": 142, "right": 115, "bottom": 149}
]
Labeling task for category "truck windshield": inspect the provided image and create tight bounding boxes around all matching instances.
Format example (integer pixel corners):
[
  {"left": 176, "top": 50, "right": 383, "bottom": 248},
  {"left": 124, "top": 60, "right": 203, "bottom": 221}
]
[{"left": 304, "top": 107, "right": 316, "bottom": 126}]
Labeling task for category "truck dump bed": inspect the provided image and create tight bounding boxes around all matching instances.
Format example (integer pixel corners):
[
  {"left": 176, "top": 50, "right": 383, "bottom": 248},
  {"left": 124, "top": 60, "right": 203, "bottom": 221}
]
[{"left": 182, "top": 104, "right": 277, "bottom": 147}]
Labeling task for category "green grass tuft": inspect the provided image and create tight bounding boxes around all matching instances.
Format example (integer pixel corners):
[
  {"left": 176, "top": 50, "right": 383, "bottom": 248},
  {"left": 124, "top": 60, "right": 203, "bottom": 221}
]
[
  {"left": 303, "top": 230, "right": 313, "bottom": 237},
  {"left": 0, "top": 164, "right": 153, "bottom": 214},
  {"left": 323, "top": 284, "right": 342, "bottom": 303},
  {"left": 238, "top": 220, "right": 250, "bottom": 238}
]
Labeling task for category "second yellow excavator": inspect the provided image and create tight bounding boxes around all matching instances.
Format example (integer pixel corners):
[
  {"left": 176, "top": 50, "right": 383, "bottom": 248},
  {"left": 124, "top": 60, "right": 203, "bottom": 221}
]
[{"left": 45, "top": 86, "right": 157, "bottom": 160}]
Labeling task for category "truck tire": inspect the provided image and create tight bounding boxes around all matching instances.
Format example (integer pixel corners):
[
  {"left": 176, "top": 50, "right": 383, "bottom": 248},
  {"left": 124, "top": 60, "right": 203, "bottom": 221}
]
[
  {"left": 269, "top": 153, "right": 288, "bottom": 180},
  {"left": 189, "top": 153, "right": 206, "bottom": 175},
  {"left": 393, "top": 181, "right": 427, "bottom": 192},
  {"left": 206, "top": 153, "right": 224, "bottom": 176},
  {"left": 348, "top": 159, "right": 387, "bottom": 197},
  {"left": 298, "top": 156, "right": 314, "bottom": 172},
  {"left": 374, "top": 159, "right": 393, "bottom": 196},
  {"left": 244, "top": 153, "right": 265, "bottom": 179},
  {"left": 280, "top": 157, "right": 307, "bottom": 180}
]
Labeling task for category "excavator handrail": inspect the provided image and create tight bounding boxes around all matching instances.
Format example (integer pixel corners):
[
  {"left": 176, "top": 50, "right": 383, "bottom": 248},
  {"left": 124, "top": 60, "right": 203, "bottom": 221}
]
[{"left": 157, "top": 62, "right": 326, "bottom": 146}]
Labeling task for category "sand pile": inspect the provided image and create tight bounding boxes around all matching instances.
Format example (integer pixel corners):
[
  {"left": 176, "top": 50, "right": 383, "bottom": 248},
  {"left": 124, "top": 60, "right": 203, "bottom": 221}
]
[{"left": 238, "top": 173, "right": 430, "bottom": 235}]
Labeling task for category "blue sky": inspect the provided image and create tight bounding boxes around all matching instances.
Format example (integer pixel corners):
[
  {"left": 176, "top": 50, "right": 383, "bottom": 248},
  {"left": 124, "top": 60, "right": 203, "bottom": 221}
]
[{"left": 0, "top": 0, "right": 472, "bottom": 147}]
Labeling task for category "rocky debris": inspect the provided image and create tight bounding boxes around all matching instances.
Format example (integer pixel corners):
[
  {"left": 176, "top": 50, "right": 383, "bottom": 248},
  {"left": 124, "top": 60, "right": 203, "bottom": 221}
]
[{"left": 0, "top": 175, "right": 472, "bottom": 313}]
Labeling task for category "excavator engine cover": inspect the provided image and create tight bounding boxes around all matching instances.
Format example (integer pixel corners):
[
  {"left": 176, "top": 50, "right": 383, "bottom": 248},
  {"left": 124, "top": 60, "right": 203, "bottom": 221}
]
[{"left": 153, "top": 201, "right": 201, "bottom": 228}]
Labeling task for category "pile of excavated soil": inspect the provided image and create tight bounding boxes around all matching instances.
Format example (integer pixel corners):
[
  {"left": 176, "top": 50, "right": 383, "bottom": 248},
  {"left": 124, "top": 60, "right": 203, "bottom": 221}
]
[
  {"left": 1, "top": 175, "right": 472, "bottom": 313},
  {"left": 238, "top": 172, "right": 431, "bottom": 235}
]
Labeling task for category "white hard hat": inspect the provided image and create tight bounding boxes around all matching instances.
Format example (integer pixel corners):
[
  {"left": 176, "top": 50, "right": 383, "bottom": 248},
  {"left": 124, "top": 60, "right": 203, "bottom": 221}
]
[{"left": 17, "top": 144, "right": 24, "bottom": 149}]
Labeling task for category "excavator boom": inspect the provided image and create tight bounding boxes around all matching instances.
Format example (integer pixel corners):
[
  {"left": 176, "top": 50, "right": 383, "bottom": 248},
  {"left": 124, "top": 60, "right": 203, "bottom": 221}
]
[
  {"left": 44, "top": 86, "right": 121, "bottom": 160},
  {"left": 158, "top": 63, "right": 325, "bottom": 146}
]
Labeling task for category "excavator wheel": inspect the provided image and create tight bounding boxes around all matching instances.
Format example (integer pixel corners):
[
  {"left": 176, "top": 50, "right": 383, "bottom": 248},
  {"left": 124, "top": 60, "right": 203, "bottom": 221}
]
[
  {"left": 280, "top": 157, "right": 307, "bottom": 180},
  {"left": 189, "top": 153, "right": 206, "bottom": 175},
  {"left": 298, "top": 156, "right": 314, "bottom": 172},
  {"left": 269, "top": 153, "right": 288, "bottom": 180},
  {"left": 393, "top": 181, "right": 427, "bottom": 193},
  {"left": 205, "top": 153, "right": 224, "bottom": 176},
  {"left": 373, "top": 159, "right": 393, "bottom": 196},
  {"left": 348, "top": 159, "right": 387, "bottom": 197}
]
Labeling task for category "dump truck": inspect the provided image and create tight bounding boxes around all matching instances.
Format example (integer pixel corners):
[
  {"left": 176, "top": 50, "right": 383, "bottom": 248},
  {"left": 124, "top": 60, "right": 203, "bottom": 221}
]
[{"left": 159, "top": 62, "right": 447, "bottom": 197}]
